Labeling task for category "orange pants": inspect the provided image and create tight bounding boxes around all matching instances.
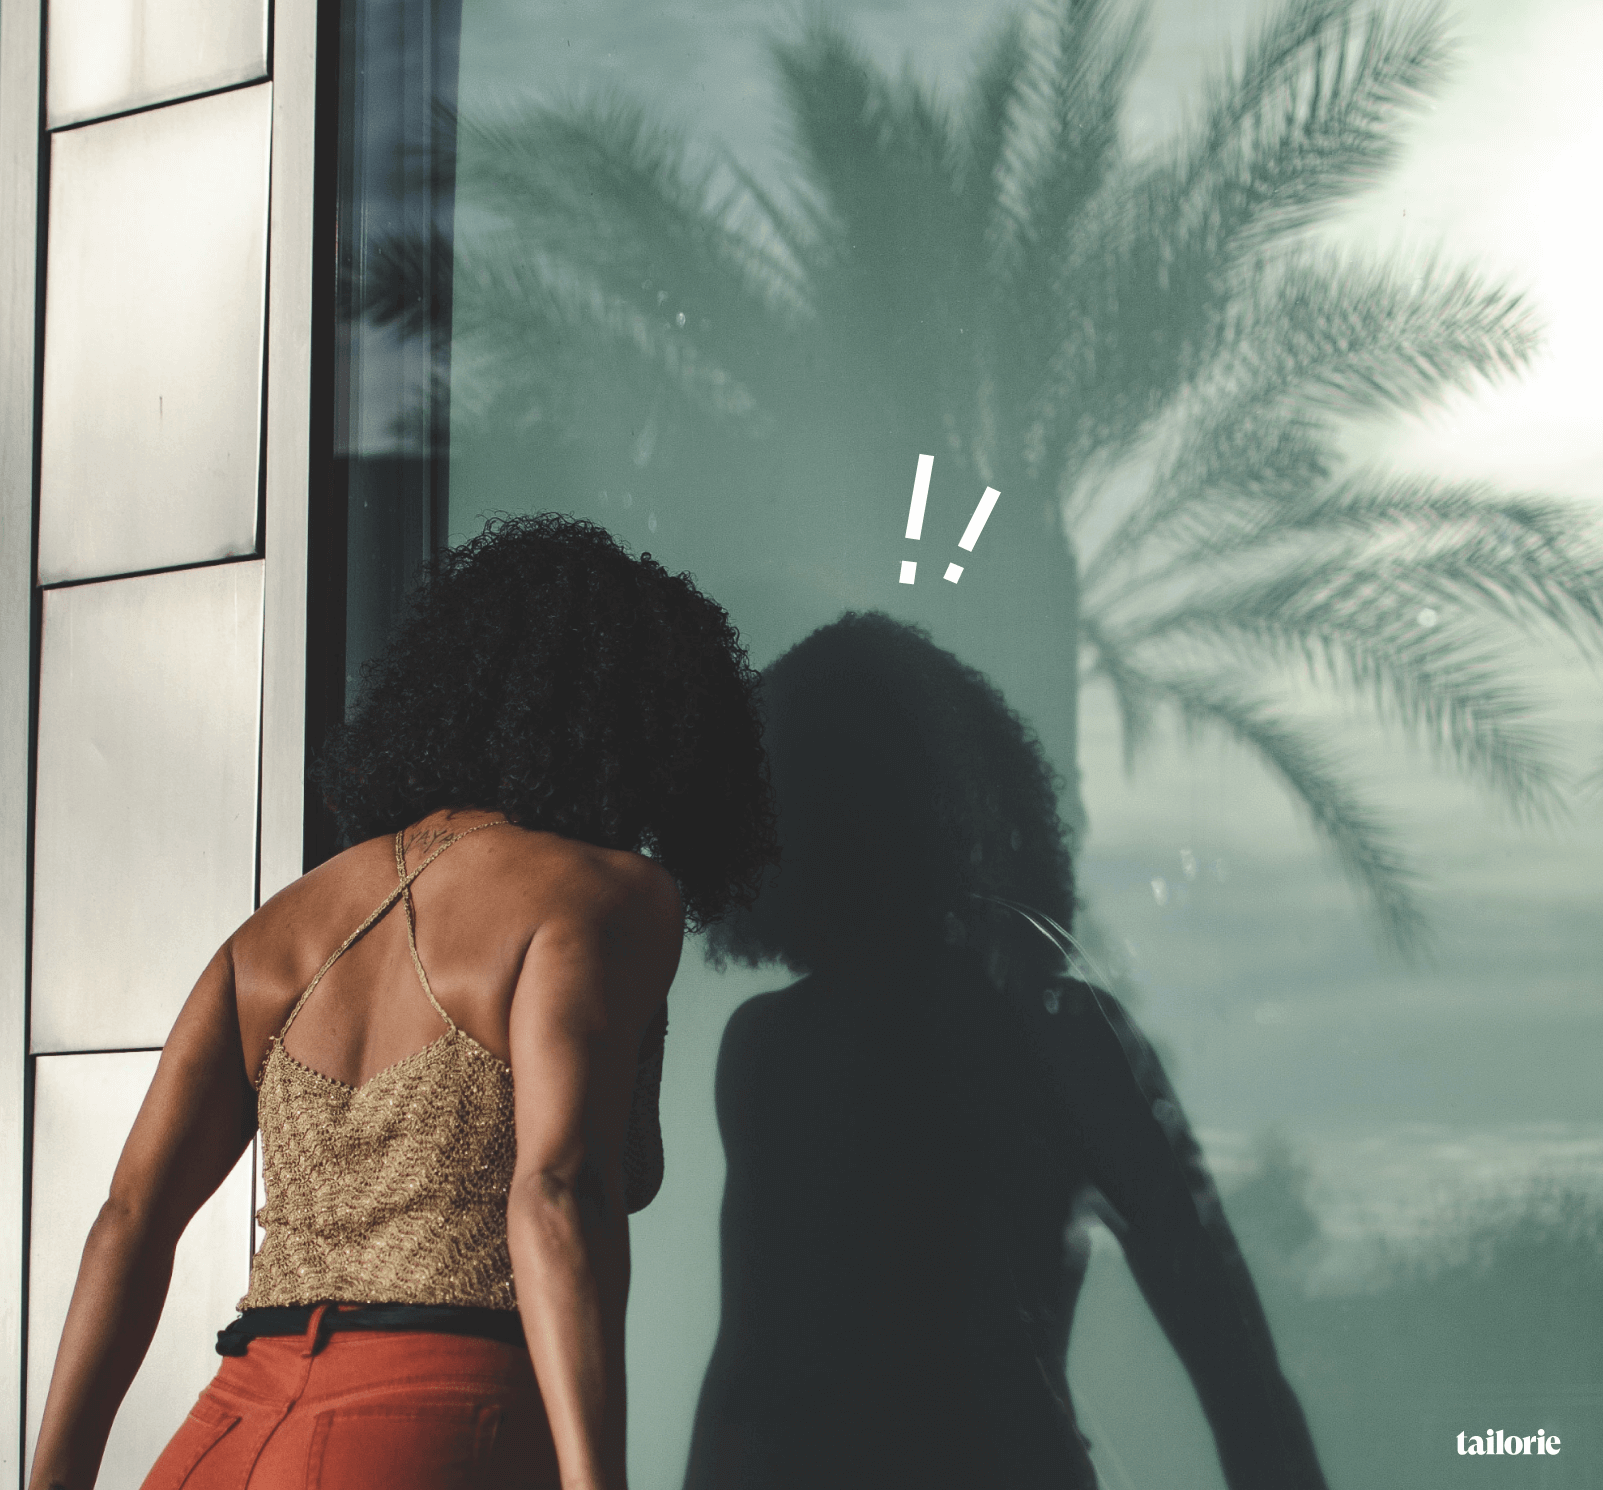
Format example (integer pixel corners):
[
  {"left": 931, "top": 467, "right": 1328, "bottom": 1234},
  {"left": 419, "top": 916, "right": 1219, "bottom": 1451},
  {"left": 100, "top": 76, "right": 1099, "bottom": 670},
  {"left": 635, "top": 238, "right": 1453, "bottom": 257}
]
[{"left": 140, "top": 1307, "right": 559, "bottom": 1488}]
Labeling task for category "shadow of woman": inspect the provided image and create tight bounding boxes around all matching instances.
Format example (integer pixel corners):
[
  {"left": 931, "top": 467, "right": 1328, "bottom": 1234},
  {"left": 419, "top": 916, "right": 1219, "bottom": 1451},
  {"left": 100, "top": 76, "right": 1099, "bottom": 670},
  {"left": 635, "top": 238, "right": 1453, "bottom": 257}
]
[{"left": 682, "top": 612, "right": 1328, "bottom": 1490}]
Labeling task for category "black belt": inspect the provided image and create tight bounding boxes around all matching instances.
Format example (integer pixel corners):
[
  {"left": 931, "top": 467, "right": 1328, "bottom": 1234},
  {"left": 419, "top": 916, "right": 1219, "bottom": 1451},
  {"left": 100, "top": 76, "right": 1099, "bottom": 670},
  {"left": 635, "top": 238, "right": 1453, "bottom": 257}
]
[{"left": 216, "top": 1304, "right": 526, "bottom": 1356}]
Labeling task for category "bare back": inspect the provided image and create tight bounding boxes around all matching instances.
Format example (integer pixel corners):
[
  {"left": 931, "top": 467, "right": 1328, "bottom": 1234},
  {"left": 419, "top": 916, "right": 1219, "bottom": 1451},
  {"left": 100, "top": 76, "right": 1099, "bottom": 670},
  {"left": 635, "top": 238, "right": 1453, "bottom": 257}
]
[{"left": 231, "top": 809, "right": 678, "bottom": 1093}]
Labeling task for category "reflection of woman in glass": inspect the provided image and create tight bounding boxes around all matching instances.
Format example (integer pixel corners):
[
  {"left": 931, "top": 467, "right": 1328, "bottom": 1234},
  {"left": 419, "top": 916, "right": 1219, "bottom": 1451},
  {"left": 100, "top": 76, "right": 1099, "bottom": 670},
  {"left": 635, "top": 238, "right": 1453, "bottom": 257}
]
[
  {"left": 29, "top": 516, "right": 777, "bottom": 1490},
  {"left": 687, "top": 612, "right": 1327, "bottom": 1490}
]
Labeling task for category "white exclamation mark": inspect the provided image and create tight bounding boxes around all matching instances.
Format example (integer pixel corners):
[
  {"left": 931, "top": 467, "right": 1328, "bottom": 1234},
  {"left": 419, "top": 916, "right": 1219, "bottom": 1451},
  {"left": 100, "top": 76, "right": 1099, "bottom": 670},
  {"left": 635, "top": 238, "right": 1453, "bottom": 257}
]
[
  {"left": 900, "top": 453, "right": 934, "bottom": 583},
  {"left": 944, "top": 487, "right": 1000, "bottom": 582}
]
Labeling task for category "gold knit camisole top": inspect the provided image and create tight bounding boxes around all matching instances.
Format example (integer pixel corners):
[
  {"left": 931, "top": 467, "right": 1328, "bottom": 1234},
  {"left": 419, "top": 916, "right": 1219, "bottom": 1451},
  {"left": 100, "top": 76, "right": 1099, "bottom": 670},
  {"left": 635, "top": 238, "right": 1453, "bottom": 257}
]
[{"left": 242, "top": 823, "right": 668, "bottom": 1312}]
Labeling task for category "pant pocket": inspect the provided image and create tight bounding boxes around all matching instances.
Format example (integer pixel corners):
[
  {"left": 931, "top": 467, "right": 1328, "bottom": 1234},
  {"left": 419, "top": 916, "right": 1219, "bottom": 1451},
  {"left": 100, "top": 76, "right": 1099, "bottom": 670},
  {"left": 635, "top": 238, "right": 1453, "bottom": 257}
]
[
  {"left": 138, "top": 1394, "right": 242, "bottom": 1489},
  {"left": 307, "top": 1403, "right": 502, "bottom": 1488}
]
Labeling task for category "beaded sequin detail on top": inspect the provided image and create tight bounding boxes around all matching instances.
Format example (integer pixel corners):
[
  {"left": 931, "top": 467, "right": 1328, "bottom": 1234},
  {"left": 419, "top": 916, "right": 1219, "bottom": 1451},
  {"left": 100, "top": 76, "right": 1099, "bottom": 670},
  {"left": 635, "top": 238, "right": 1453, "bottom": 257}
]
[
  {"left": 244, "top": 824, "right": 670, "bottom": 1311},
  {"left": 243, "top": 823, "right": 522, "bottom": 1310}
]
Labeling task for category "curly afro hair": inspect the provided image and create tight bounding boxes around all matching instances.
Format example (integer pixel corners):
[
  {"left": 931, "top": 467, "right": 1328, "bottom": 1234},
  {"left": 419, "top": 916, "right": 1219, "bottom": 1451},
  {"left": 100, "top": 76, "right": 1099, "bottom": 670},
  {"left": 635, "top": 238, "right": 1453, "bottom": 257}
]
[
  {"left": 709, "top": 611, "right": 1074, "bottom": 973},
  {"left": 317, "top": 513, "right": 778, "bottom": 930}
]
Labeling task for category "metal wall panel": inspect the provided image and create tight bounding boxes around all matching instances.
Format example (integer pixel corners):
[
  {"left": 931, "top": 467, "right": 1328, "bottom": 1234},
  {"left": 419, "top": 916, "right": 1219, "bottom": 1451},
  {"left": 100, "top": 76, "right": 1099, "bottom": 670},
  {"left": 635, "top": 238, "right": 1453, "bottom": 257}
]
[
  {"left": 32, "top": 562, "right": 263, "bottom": 1053},
  {"left": 46, "top": 0, "right": 269, "bottom": 130},
  {"left": 25, "top": 1052, "right": 252, "bottom": 1487},
  {"left": 0, "top": 0, "right": 44, "bottom": 1470},
  {"left": 260, "top": 0, "right": 321, "bottom": 902},
  {"left": 38, "top": 84, "right": 270, "bottom": 586}
]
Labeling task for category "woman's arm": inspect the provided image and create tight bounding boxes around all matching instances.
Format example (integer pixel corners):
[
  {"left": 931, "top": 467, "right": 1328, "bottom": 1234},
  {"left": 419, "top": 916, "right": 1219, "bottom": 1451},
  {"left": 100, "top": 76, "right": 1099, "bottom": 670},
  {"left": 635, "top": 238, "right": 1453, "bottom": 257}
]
[
  {"left": 506, "top": 859, "right": 681, "bottom": 1490},
  {"left": 27, "top": 946, "right": 258, "bottom": 1490}
]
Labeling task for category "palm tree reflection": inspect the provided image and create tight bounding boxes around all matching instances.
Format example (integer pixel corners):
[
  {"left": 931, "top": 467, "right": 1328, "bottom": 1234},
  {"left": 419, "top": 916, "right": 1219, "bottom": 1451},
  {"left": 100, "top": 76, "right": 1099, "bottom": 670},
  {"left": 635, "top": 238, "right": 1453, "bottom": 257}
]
[{"left": 401, "top": 0, "right": 1603, "bottom": 951}]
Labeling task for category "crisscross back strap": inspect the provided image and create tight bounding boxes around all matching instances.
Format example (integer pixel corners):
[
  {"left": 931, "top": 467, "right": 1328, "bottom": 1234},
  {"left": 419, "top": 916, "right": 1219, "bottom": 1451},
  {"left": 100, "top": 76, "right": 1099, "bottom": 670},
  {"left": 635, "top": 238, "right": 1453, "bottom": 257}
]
[
  {"left": 274, "top": 819, "right": 513, "bottom": 1046},
  {"left": 396, "top": 828, "right": 467, "bottom": 1032}
]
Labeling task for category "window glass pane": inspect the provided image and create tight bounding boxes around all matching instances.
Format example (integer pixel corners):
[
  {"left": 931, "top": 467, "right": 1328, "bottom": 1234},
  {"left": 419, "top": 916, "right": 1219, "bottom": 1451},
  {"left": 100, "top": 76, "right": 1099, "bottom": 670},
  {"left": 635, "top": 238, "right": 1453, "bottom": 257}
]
[
  {"left": 338, "top": 2, "right": 1603, "bottom": 1485},
  {"left": 335, "top": 0, "right": 461, "bottom": 706}
]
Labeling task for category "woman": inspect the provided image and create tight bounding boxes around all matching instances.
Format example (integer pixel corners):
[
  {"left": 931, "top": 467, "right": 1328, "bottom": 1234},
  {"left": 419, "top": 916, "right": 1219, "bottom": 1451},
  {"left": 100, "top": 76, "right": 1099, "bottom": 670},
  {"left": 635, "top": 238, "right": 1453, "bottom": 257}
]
[
  {"left": 28, "top": 514, "right": 777, "bottom": 1490},
  {"left": 686, "top": 611, "right": 1327, "bottom": 1490}
]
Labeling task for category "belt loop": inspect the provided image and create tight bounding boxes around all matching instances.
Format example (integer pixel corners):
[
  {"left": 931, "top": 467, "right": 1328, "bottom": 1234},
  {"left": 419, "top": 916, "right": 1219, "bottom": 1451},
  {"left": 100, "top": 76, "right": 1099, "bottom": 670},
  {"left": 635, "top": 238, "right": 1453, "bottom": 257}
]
[{"left": 302, "top": 1302, "right": 333, "bottom": 1358}]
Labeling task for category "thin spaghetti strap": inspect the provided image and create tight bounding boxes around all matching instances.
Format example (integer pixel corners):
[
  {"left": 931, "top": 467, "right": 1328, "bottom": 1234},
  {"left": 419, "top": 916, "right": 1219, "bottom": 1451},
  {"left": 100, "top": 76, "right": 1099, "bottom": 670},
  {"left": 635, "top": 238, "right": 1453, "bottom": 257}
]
[
  {"left": 397, "top": 820, "right": 513, "bottom": 1031},
  {"left": 272, "top": 819, "right": 513, "bottom": 1050},
  {"left": 396, "top": 832, "right": 455, "bottom": 1030}
]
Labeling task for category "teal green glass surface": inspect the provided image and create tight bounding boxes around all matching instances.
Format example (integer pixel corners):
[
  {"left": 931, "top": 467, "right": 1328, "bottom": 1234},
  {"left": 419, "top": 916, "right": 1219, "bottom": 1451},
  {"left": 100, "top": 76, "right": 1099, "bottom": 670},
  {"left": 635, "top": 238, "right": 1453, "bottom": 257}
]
[{"left": 431, "top": 1, "right": 1603, "bottom": 1483}]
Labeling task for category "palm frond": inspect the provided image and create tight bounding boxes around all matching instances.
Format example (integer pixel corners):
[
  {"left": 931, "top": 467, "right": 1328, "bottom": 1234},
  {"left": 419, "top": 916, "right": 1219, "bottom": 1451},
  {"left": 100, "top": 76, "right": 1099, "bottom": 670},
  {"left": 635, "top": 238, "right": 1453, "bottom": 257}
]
[
  {"left": 460, "top": 96, "right": 712, "bottom": 259},
  {"left": 361, "top": 226, "right": 454, "bottom": 338},
  {"left": 456, "top": 97, "right": 802, "bottom": 392},
  {"left": 964, "top": 12, "right": 1031, "bottom": 271},
  {"left": 995, "top": 1, "right": 1150, "bottom": 428},
  {"left": 1291, "top": 482, "right": 1603, "bottom": 644},
  {"left": 1199, "top": 0, "right": 1363, "bottom": 136},
  {"left": 1219, "top": 250, "right": 1537, "bottom": 413},
  {"left": 1083, "top": 398, "right": 1337, "bottom": 586},
  {"left": 765, "top": 15, "right": 1004, "bottom": 429},
  {"left": 1179, "top": 0, "right": 1451, "bottom": 251},
  {"left": 1083, "top": 614, "right": 1159, "bottom": 771},
  {"left": 770, "top": 16, "right": 964, "bottom": 259},
  {"left": 965, "top": 12, "right": 1030, "bottom": 199},
  {"left": 719, "top": 154, "right": 824, "bottom": 305},
  {"left": 449, "top": 235, "right": 760, "bottom": 422},
  {"left": 1117, "top": 557, "right": 1564, "bottom": 816},
  {"left": 1024, "top": 162, "right": 1212, "bottom": 477},
  {"left": 1028, "top": 0, "right": 1453, "bottom": 476},
  {"left": 1109, "top": 658, "right": 1430, "bottom": 952},
  {"left": 1005, "top": 0, "right": 1148, "bottom": 269},
  {"left": 1096, "top": 469, "right": 1603, "bottom": 657},
  {"left": 1080, "top": 245, "right": 1537, "bottom": 584}
]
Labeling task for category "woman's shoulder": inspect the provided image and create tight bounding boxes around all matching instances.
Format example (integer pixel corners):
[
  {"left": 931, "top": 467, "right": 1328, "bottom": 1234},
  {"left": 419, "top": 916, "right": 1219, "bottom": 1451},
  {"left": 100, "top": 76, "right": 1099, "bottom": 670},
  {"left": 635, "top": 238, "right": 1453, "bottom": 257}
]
[
  {"left": 228, "top": 835, "right": 390, "bottom": 967},
  {"left": 523, "top": 833, "right": 682, "bottom": 935},
  {"left": 719, "top": 975, "right": 832, "bottom": 1063},
  {"left": 713, "top": 981, "right": 812, "bottom": 1121}
]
